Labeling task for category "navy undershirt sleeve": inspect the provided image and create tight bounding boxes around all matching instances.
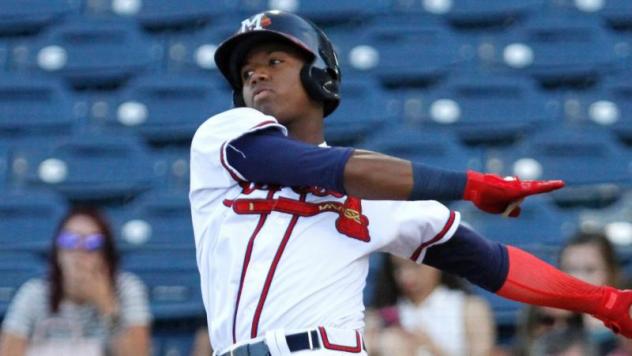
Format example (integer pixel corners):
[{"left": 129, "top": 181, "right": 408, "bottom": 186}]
[
  {"left": 226, "top": 128, "right": 353, "bottom": 193},
  {"left": 411, "top": 162, "right": 467, "bottom": 201},
  {"left": 424, "top": 224, "right": 509, "bottom": 292}
]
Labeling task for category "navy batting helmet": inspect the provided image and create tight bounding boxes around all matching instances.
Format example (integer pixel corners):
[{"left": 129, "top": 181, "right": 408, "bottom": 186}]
[{"left": 214, "top": 10, "right": 341, "bottom": 117}]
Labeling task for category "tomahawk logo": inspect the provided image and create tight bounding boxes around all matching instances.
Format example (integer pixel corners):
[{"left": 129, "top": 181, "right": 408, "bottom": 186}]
[{"left": 240, "top": 13, "right": 272, "bottom": 32}]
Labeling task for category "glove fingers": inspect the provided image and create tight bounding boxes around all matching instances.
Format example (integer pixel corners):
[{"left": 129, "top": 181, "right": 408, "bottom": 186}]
[{"left": 521, "top": 180, "right": 565, "bottom": 196}]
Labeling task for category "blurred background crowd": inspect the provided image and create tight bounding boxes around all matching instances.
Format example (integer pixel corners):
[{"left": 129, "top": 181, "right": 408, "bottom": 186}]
[{"left": 0, "top": 0, "right": 631, "bottom": 355}]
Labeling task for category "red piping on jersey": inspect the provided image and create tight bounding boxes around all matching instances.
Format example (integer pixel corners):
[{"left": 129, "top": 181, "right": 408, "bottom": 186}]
[
  {"left": 318, "top": 327, "right": 362, "bottom": 353},
  {"left": 219, "top": 121, "right": 282, "bottom": 183},
  {"left": 409, "top": 210, "right": 456, "bottom": 262},
  {"left": 232, "top": 188, "right": 277, "bottom": 343},
  {"left": 250, "top": 193, "right": 307, "bottom": 338}
]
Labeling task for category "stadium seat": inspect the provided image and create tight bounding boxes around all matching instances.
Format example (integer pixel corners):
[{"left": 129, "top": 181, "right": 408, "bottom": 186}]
[
  {"left": 164, "top": 18, "right": 238, "bottom": 80},
  {"left": 0, "top": 189, "right": 67, "bottom": 251},
  {"left": 358, "top": 125, "right": 483, "bottom": 173},
  {"left": 0, "top": 75, "right": 74, "bottom": 140},
  {"left": 131, "top": 264, "right": 203, "bottom": 320},
  {"left": 86, "top": 0, "right": 225, "bottom": 30},
  {"left": 110, "top": 190, "right": 194, "bottom": 249},
  {"left": 485, "top": 126, "right": 631, "bottom": 206},
  {"left": 0, "top": 143, "right": 9, "bottom": 189},
  {"left": 390, "top": 0, "right": 543, "bottom": 26},
  {"left": 11, "top": 17, "right": 160, "bottom": 87},
  {"left": 485, "top": 12, "right": 619, "bottom": 86},
  {"left": 150, "top": 147, "right": 190, "bottom": 192},
  {"left": 363, "top": 17, "right": 459, "bottom": 87},
  {"left": 227, "top": 0, "right": 386, "bottom": 23},
  {"left": 0, "top": 0, "right": 77, "bottom": 35},
  {"left": 100, "top": 74, "right": 227, "bottom": 144},
  {"left": 593, "top": 77, "right": 632, "bottom": 144},
  {"left": 411, "top": 73, "right": 550, "bottom": 145},
  {"left": 324, "top": 78, "right": 390, "bottom": 146},
  {"left": 16, "top": 133, "right": 154, "bottom": 201},
  {"left": 445, "top": 0, "right": 544, "bottom": 27},
  {"left": 452, "top": 198, "right": 575, "bottom": 248}
]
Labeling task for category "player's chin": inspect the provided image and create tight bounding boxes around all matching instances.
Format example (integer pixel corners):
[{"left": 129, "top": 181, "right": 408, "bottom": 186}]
[{"left": 253, "top": 100, "right": 281, "bottom": 118}]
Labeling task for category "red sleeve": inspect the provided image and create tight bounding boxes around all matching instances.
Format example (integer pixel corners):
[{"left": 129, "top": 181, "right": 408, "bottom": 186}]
[{"left": 497, "top": 246, "right": 632, "bottom": 337}]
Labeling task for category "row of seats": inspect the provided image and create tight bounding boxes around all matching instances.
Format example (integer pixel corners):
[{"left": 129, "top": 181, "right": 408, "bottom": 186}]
[
  {"left": 0, "top": 0, "right": 631, "bottom": 33},
  {"left": 1, "top": 125, "right": 630, "bottom": 199},
  {"left": 2, "top": 72, "right": 632, "bottom": 147},
  {"left": 0, "top": 12, "right": 632, "bottom": 88}
]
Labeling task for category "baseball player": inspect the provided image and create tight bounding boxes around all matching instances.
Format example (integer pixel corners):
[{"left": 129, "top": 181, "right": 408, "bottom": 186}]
[{"left": 189, "top": 10, "right": 632, "bottom": 356}]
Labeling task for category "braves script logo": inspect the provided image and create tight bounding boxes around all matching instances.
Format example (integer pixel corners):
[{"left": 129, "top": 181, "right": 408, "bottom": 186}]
[
  {"left": 240, "top": 13, "right": 272, "bottom": 33},
  {"left": 224, "top": 183, "right": 370, "bottom": 241}
]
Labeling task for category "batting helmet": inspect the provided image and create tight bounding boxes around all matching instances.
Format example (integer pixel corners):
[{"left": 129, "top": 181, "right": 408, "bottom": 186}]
[{"left": 214, "top": 10, "right": 341, "bottom": 117}]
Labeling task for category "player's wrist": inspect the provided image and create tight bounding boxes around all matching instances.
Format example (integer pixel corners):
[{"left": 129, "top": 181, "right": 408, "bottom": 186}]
[{"left": 409, "top": 162, "right": 467, "bottom": 201}]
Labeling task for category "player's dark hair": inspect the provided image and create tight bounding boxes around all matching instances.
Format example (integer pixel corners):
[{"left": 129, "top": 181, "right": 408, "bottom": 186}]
[
  {"left": 559, "top": 230, "right": 622, "bottom": 287},
  {"left": 48, "top": 206, "right": 119, "bottom": 313}
]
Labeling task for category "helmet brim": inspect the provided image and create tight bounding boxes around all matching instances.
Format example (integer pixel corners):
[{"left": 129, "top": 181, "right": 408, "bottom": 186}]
[{"left": 214, "top": 30, "right": 316, "bottom": 89}]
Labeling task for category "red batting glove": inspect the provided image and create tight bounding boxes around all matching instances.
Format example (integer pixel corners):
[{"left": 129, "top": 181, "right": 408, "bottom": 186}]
[
  {"left": 463, "top": 170, "right": 565, "bottom": 217},
  {"left": 593, "top": 287, "right": 632, "bottom": 338}
]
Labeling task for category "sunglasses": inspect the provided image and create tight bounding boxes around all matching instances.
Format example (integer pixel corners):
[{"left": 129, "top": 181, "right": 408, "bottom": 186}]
[{"left": 56, "top": 231, "right": 105, "bottom": 251}]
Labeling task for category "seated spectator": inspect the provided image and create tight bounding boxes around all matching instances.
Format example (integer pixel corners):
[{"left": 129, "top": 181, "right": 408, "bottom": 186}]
[
  {"left": 366, "top": 255, "right": 495, "bottom": 356},
  {"left": 559, "top": 231, "right": 625, "bottom": 354},
  {"left": 514, "top": 231, "right": 624, "bottom": 355},
  {"left": 0, "top": 206, "right": 152, "bottom": 356}
]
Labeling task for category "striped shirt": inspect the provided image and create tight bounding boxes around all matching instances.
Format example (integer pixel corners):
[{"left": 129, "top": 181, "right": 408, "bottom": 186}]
[{"left": 1, "top": 272, "right": 151, "bottom": 344}]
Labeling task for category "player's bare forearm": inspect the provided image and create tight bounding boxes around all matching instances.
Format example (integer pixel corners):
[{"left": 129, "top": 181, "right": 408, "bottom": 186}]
[{"left": 343, "top": 149, "right": 413, "bottom": 200}]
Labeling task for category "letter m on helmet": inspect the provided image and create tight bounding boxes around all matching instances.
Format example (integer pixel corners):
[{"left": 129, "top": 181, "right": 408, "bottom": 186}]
[{"left": 239, "top": 13, "right": 271, "bottom": 33}]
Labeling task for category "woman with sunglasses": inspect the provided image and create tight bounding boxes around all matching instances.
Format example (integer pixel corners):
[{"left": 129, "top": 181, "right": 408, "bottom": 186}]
[{"left": 0, "top": 206, "right": 151, "bottom": 356}]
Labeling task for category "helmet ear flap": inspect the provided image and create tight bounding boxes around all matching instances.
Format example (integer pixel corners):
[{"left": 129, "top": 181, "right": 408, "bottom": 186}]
[{"left": 300, "top": 64, "right": 340, "bottom": 111}]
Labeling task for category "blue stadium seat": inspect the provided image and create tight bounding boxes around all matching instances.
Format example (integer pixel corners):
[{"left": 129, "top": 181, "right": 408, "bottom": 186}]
[
  {"left": 0, "top": 251, "right": 46, "bottom": 270},
  {"left": 164, "top": 19, "right": 238, "bottom": 80},
  {"left": 151, "top": 148, "right": 190, "bottom": 192},
  {"left": 324, "top": 78, "right": 390, "bottom": 146},
  {"left": 599, "top": 0, "right": 632, "bottom": 28},
  {"left": 485, "top": 126, "right": 631, "bottom": 206},
  {"left": 16, "top": 133, "right": 154, "bottom": 201},
  {"left": 152, "top": 327, "right": 198, "bottom": 356},
  {"left": 363, "top": 17, "right": 459, "bottom": 86},
  {"left": 0, "top": 266, "right": 46, "bottom": 318},
  {"left": 131, "top": 264, "right": 203, "bottom": 320},
  {"left": 227, "top": 0, "right": 387, "bottom": 23},
  {"left": 594, "top": 77, "right": 632, "bottom": 144},
  {"left": 414, "top": 73, "right": 550, "bottom": 144},
  {"left": 0, "top": 75, "right": 74, "bottom": 140},
  {"left": 445, "top": 0, "right": 545, "bottom": 27},
  {"left": 452, "top": 198, "right": 575, "bottom": 248},
  {"left": 12, "top": 17, "right": 159, "bottom": 87},
  {"left": 86, "top": 0, "right": 225, "bottom": 30},
  {"left": 486, "top": 12, "right": 619, "bottom": 85},
  {"left": 0, "top": 189, "right": 67, "bottom": 251},
  {"left": 358, "top": 125, "right": 483, "bottom": 173},
  {"left": 0, "top": 143, "right": 9, "bottom": 189},
  {"left": 0, "top": 40, "right": 7, "bottom": 70},
  {"left": 99, "top": 74, "right": 227, "bottom": 144},
  {"left": 0, "top": 0, "right": 77, "bottom": 35},
  {"left": 390, "top": 0, "right": 543, "bottom": 26},
  {"left": 110, "top": 190, "right": 194, "bottom": 249}
]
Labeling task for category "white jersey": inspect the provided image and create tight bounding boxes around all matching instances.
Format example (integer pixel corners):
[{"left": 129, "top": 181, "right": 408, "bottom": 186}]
[{"left": 189, "top": 107, "right": 461, "bottom": 352}]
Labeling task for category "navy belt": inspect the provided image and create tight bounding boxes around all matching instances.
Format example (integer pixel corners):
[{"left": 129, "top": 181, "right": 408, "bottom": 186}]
[{"left": 219, "top": 330, "right": 320, "bottom": 356}]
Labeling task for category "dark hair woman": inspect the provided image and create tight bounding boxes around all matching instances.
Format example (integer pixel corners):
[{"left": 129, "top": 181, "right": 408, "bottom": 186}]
[{"left": 0, "top": 206, "right": 152, "bottom": 356}]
